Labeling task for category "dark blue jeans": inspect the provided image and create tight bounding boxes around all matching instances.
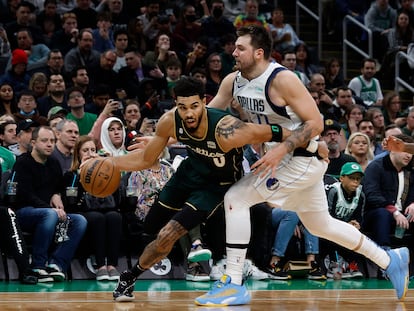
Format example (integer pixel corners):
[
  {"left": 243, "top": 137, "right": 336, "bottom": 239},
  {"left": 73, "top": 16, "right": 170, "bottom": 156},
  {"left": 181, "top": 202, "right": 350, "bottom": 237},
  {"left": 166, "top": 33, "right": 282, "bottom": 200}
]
[
  {"left": 363, "top": 208, "right": 393, "bottom": 247},
  {"left": 16, "top": 207, "right": 87, "bottom": 272}
]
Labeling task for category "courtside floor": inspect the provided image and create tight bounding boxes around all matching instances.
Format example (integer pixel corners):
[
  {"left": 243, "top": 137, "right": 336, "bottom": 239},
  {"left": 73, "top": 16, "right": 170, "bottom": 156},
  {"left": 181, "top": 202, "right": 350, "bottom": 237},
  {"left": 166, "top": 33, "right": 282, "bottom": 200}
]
[{"left": 0, "top": 278, "right": 412, "bottom": 310}]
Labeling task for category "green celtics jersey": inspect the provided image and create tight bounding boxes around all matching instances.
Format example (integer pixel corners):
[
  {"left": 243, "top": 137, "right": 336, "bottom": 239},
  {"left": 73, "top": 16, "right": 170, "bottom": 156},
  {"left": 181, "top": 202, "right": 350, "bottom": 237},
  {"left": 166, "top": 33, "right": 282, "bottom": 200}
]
[{"left": 174, "top": 107, "right": 244, "bottom": 184}]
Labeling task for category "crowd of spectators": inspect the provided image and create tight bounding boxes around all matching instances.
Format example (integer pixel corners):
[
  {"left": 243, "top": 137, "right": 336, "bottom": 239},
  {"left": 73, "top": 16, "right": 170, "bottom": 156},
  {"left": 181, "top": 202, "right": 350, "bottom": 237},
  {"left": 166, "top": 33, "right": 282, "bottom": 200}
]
[{"left": 1, "top": 0, "right": 414, "bottom": 284}]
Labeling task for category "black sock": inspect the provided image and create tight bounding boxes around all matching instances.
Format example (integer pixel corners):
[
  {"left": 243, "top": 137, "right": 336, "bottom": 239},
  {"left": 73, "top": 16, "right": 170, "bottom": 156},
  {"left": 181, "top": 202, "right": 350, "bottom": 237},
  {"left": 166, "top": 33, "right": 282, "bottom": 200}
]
[{"left": 131, "top": 263, "right": 146, "bottom": 278}]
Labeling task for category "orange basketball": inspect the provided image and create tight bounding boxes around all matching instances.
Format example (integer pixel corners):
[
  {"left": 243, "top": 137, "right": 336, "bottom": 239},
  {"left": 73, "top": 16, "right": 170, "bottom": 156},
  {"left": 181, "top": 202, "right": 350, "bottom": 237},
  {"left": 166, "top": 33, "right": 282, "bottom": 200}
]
[{"left": 80, "top": 157, "right": 121, "bottom": 198}]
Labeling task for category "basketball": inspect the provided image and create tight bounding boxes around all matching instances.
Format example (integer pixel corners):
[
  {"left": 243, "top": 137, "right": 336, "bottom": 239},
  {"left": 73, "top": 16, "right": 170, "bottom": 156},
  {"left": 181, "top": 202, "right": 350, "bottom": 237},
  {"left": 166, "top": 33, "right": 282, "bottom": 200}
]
[{"left": 80, "top": 157, "right": 121, "bottom": 198}]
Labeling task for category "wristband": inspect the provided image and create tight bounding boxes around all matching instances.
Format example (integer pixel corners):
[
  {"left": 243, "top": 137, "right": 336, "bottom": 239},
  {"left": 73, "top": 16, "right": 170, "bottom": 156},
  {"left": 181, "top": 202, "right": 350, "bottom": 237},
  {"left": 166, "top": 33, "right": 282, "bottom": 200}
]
[
  {"left": 393, "top": 210, "right": 401, "bottom": 217},
  {"left": 306, "top": 140, "right": 318, "bottom": 153},
  {"left": 269, "top": 124, "right": 283, "bottom": 142},
  {"left": 145, "top": 102, "right": 152, "bottom": 109}
]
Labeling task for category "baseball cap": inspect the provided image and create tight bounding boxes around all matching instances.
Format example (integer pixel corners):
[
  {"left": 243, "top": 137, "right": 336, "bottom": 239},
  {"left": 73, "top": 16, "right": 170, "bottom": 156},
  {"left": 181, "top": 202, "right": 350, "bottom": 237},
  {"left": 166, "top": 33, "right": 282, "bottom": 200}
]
[
  {"left": 16, "top": 119, "right": 39, "bottom": 135},
  {"left": 47, "top": 106, "right": 68, "bottom": 120},
  {"left": 11, "top": 49, "right": 28, "bottom": 66},
  {"left": 322, "top": 119, "right": 342, "bottom": 134},
  {"left": 340, "top": 162, "right": 364, "bottom": 177}
]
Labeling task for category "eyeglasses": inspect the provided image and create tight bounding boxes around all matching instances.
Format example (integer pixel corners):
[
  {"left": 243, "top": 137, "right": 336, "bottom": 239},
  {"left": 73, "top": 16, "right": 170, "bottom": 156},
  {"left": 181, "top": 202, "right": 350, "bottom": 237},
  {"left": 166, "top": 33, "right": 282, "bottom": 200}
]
[{"left": 69, "top": 93, "right": 83, "bottom": 99}]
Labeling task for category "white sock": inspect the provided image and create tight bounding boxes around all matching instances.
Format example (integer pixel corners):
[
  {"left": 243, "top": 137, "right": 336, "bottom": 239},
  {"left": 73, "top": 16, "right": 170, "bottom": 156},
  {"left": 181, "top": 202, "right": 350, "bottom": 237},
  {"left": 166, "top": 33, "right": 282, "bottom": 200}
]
[
  {"left": 357, "top": 235, "right": 390, "bottom": 270},
  {"left": 225, "top": 247, "right": 248, "bottom": 285}
]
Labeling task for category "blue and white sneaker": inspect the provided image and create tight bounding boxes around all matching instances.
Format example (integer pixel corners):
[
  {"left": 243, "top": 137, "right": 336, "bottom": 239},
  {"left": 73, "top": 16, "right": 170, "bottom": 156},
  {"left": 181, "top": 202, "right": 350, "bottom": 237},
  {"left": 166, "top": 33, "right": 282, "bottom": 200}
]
[
  {"left": 385, "top": 247, "right": 410, "bottom": 300},
  {"left": 194, "top": 274, "right": 251, "bottom": 306}
]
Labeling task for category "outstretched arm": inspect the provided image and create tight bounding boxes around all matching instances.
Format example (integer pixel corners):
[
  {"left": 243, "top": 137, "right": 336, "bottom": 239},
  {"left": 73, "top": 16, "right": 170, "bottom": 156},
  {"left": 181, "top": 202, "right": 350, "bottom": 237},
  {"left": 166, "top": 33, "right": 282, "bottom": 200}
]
[{"left": 383, "top": 136, "right": 414, "bottom": 154}]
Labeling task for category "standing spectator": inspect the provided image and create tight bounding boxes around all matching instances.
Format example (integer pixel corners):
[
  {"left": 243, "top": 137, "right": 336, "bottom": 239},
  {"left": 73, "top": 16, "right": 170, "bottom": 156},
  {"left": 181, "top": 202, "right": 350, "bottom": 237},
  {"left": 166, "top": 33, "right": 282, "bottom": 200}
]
[
  {"left": 63, "top": 135, "right": 122, "bottom": 281},
  {"left": 270, "top": 7, "right": 302, "bottom": 54},
  {"left": 50, "top": 119, "right": 80, "bottom": 173},
  {"left": 65, "top": 86, "right": 97, "bottom": 135},
  {"left": 70, "top": 0, "right": 97, "bottom": 30},
  {"left": 364, "top": 0, "right": 397, "bottom": 61},
  {"left": 344, "top": 132, "right": 374, "bottom": 171},
  {"left": 363, "top": 134, "right": 414, "bottom": 251},
  {"left": 13, "top": 90, "right": 48, "bottom": 125},
  {"left": 50, "top": 12, "right": 79, "bottom": 57},
  {"left": 64, "top": 29, "right": 101, "bottom": 75},
  {"left": 0, "top": 49, "right": 30, "bottom": 94},
  {"left": 348, "top": 58, "right": 383, "bottom": 108},
  {"left": 13, "top": 125, "right": 87, "bottom": 282}
]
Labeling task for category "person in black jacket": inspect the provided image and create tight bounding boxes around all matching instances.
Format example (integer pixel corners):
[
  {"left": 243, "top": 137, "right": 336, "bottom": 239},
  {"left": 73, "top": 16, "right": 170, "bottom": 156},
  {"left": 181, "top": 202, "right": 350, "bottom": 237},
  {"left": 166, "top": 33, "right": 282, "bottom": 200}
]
[{"left": 12, "top": 125, "right": 87, "bottom": 282}]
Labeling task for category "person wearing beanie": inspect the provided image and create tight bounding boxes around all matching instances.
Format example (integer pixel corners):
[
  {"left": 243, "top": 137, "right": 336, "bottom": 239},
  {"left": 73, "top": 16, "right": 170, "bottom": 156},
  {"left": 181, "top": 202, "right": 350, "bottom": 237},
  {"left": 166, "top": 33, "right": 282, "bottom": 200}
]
[{"left": 0, "top": 49, "right": 30, "bottom": 93}]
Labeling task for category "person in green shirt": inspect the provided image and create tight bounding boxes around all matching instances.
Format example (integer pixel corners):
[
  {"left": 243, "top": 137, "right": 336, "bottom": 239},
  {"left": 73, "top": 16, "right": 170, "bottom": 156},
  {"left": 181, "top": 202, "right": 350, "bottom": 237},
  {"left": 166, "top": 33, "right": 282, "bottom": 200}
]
[{"left": 65, "top": 86, "right": 97, "bottom": 135}]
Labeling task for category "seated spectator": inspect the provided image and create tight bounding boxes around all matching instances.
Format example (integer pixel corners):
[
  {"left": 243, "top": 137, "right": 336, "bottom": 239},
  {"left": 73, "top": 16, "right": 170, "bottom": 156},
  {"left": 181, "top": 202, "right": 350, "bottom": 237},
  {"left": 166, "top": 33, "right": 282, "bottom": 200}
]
[
  {"left": 205, "top": 52, "right": 223, "bottom": 97},
  {"left": 14, "top": 119, "right": 40, "bottom": 156},
  {"left": 358, "top": 117, "right": 384, "bottom": 157},
  {"left": 70, "top": 0, "right": 97, "bottom": 30},
  {"left": 233, "top": 0, "right": 269, "bottom": 31},
  {"left": 37, "top": 74, "right": 68, "bottom": 118},
  {"left": 13, "top": 90, "right": 48, "bottom": 125},
  {"left": 219, "top": 33, "right": 236, "bottom": 77},
  {"left": 322, "top": 57, "right": 344, "bottom": 91},
  {"left": 0, "top": 24, "right": 11, "bottom": 59},
  {"left": 89, "top": 50, "right": 118, "bottom": 95},
  {"left": 164, "top": 58, "right": 182, "bottom": 100},
  {"left": 344, "top": 132, "right": 374, "bottom": 171},
  {"left": 117, "top": 49, "right": 145, "bottom": 99},
  {"left": 99, "top": 116, "right": 127, "bottom": 156},
  {"left": 295, "top": 42, "right": 321, "bottom": 79},
  {"left": 270, "top": 7, "right": 302, "bottom": 54},
  {"left": 323, "top": 162, "right": 365, "bottom": 279},
  {"left": 348, "top": 58, "right": 383, "bottom": 108},
  {"left": 0, "top": 49, "right": 30, "bottom": 94},
  {"left": 126, "top": 17, "right": 147, "bottom": 56},
  {"left": 65, "top": 86, "right": 97, "bottom": 135},
  {"left": 142, "top": 33, "right": 178, "bottom": 74},
  {"left": 36, "top": 0, "right": 62, "bottom": 45},
  {"left": 28, "top": 72, "right": 48, "bottom": 100},
  {"left": 92, "top": 11, "right": 115, "bottom": 53},
  {"left": 112, "top": 28, "right": 128, "bottom": 73},
  {"left": 321, "top": 119, "right": 357, "bottom": 179},
  {"left": 280, "top": 49, "right": 309, "bottom": 86},
  {"left": 56, "top": 0, "right": 77, "bottom": 15},
  {"left": 363, "top": 134, "right": 414, "bottom": 252},
  {"left": 69, "top": 66, "right": 92, "bottom": 102},
  {"left": 183, "top": 36, "right": 209, "bottom": 75},
  {"left": 365, "top": 108, "right": 386, "bottom": 144},
  {"left": 63, "top": 135, "right": 122, "bottom": 281},
  {"left": 7, "top": 29, "right": 50, "bottom": 73},
  {"left": 308, "top": 73, "right": 334, "bottom": 110},
  {"left": 381, "top": 91, "right": 407, "bottom": 128},
  {"left": 50, "top": 119, "right": 80, "bottom": 173},
  {"left": 0, "top": 82, "right": 18, "bottom": 117},
  {"left": 50, "top": 12, "right": 78, "bottom": 57},
  {"left": 13, "top": 125, "right": 87, "bottom": 282},
  {"left": 342, "top": 104, "right": 365, "bottom": 139},
  {"left": 95, "top": 0, "right": 130, "bottom": 29},
  {"left": 402, "top": 106, "right": 414, "bottom": 136},
  {"left": 64, "top": 29, "right": 101, "bottom": 75},
  {"left": 266, "top": 206, "right": 326, "bottom": 281}
]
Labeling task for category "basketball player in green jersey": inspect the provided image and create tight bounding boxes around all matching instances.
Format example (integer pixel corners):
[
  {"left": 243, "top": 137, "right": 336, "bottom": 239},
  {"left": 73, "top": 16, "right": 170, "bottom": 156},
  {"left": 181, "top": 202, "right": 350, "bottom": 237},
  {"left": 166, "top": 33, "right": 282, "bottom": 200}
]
[{"left": 110, "top": 76, "right": 327, "bottom": 301}]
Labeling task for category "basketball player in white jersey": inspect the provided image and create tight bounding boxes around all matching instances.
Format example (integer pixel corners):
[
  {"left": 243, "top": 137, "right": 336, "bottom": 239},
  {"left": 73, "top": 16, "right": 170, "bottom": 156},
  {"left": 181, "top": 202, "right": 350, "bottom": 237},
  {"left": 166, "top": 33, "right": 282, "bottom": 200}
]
[{"left": 195, "top": 25, "right": 409, "bottom": 306}]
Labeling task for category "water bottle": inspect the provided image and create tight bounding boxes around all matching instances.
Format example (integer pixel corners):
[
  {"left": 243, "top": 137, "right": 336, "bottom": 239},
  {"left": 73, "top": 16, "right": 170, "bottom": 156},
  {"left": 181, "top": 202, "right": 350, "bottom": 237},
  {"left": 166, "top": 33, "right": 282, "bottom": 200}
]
[{"left": 395, "top": 214, "right": 412, "bottom": 239}]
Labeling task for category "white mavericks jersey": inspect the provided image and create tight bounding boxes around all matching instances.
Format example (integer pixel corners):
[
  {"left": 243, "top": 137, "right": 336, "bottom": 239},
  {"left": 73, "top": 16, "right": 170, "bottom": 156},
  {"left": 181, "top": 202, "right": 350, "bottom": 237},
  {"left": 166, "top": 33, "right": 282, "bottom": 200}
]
[{"left": 232, "top": 62, "right": 303, "bottom": 132}]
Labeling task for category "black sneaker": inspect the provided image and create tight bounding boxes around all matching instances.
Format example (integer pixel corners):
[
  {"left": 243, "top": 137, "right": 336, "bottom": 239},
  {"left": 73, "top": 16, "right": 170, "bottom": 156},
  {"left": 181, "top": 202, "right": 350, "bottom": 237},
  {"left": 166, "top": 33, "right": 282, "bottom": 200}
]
[
  {"left": 46, "top": 264, "right": 65, "bottom": 282},
  {"left": 20, "top": 270, "right": 38, "bottom": 285},
  {"left": 31, "top": 268, "right": 54, "bottom": 283},
  {"left": 266, "top": 261, "right": 291, "bottom": 280},
  {"left": 113, "top": 270, "right": 137, "bottom": 302},
  {"left": 308, "top": 261, "right": 327, "bottom": 280}
]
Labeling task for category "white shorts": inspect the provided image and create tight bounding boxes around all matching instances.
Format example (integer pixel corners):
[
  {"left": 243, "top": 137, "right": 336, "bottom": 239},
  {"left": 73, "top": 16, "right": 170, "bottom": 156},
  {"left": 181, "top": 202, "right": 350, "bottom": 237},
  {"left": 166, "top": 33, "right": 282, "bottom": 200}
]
[{"left": 227, "top": 156, "right": 329, "bottom": 213}]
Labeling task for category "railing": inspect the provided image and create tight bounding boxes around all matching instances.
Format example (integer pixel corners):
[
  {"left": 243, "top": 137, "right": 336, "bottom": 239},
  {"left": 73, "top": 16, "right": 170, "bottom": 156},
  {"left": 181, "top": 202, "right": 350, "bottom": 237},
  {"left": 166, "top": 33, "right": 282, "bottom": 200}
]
[
  {"left": 342, "top": 15, "right": 372, "bottom": 80},
  {"left": 295, "top": 0, "right": 322, "bottom": 61},
  {"left": 395, "top": 51, "right": 414, "bottom": 94}
]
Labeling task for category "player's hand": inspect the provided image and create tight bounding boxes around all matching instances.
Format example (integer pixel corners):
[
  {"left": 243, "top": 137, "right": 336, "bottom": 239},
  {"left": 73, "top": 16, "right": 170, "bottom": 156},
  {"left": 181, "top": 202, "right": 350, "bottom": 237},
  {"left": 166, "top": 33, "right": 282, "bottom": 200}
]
[
  {"left": 127, "top": 136, "right": 152, "bottom": 151},
  {"left": 349, "top": 220, "right": 361, "bottom": 230},
  {"left": 382, "top": 135, "right": 405, "bottom": 152},
  {"left": 251, "top": 142, "right": 289, "bottom": 177}
]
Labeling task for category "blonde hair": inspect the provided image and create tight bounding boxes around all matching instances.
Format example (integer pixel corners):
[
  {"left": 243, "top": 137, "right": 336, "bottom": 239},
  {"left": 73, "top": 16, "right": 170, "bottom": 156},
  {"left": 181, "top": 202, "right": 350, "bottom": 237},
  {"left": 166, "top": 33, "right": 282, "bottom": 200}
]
[{"left": 345, "top": 132, "right": 374, "bottom": 161}]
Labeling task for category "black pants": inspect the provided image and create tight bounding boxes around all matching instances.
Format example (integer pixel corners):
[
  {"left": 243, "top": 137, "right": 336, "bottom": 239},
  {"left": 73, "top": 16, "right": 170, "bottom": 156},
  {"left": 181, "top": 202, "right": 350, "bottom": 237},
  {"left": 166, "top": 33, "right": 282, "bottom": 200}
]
[{"left": 0, "top": 206, "right": 31, "bottom": 277}]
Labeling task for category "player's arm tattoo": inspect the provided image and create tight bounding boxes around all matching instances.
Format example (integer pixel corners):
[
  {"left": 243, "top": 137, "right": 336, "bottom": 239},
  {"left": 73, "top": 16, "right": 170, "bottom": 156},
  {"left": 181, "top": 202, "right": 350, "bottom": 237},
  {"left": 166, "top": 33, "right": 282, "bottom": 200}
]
[
  {"left": 216, "top": 117, "right": 247, "bottom": 139},
  {"left": 283, "top": 123, "right": 312, "bottom": 153}
]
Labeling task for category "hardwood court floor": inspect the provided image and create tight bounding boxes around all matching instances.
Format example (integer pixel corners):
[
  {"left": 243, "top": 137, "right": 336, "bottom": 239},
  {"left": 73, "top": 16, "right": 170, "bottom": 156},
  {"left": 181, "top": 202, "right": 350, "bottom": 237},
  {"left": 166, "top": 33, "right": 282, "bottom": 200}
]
[{"left": 0, "top": 279, "right": 412, "bottom": 310}]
